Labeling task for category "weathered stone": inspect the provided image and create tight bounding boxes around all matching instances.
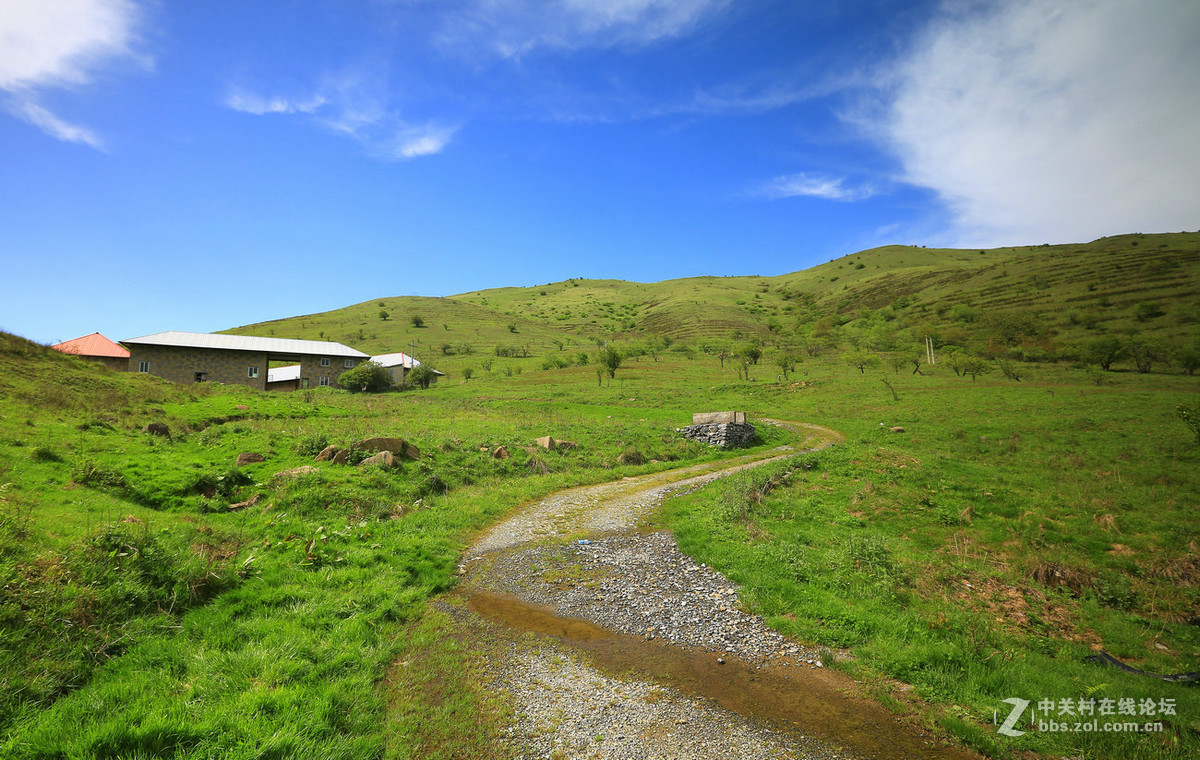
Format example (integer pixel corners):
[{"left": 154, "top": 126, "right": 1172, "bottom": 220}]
[
  {"left": 314, "top": 445, "right": 341, "bottom": 462},
  {"left": 492, "top": 446, "right": 510, "bottom": 460},
  {"left": 534, "top": 435, "right": 557, "bottom": 450},
  {"left": 353, "top": 436, "right": 420, "bottom": 460},
  {"left": 228, "top": 494, "right": 261, "bottom": 511},
  {"left": 359, "top": 450, "right": 396, "bottom": 469},
  {"left": 274, "top": 465, "right": 318, "bottom": 480},
  {"left": 331, "top": 450, "right": 350, "bottom": 465},
  {"left": 235, "top": 404, "right": 249, "bottom": 411},
  {"left": 680, "top": 422, "right": 756, "bottom": 449},
  {"left": 889, "top": 426, "right": 906, "bottom": 433},
  {"left": 236, "top": 452, "right": 266, "bottom": 467},
  {"left": 691, "top": 411, "right": 746, "bottom": 426},
  {"left": 142, "top": 422, "right": 170, "bottom": 437}
]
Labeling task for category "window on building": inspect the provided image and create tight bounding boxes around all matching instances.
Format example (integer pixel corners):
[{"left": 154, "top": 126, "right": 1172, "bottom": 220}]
[
  {"left": 344, "top": 359, "right": 353, "bottom": 368},
  {"left": 301, "top": 378, "right": 310, "bottom": 389},
  {"left": 319, "top": 375, "right": 330, "bottom": 387},
  {"left": 248, "top": 367, "right": 259, "bottom": 379},
  {"left": 194, "top": 372, "right": 208, "bottom": 383},
  {"left": 320, "top": 357, "right": 331, "bottom": 367},
  {"left": 138, "top": 361, "right": 149, "bottom": 373}
]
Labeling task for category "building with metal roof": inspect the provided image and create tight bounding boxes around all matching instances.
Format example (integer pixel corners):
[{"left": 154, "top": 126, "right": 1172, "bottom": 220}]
[
  {"left": 121, "top": 331, "right": 367, "bottom": 390},
  {"left": 371, "top": 351, "right": 444, "bottom": 386}
]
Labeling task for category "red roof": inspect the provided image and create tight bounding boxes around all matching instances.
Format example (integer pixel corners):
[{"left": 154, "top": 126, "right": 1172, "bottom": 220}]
[{"left": 51, "top": 332, "right": 130, "bottom": 359}]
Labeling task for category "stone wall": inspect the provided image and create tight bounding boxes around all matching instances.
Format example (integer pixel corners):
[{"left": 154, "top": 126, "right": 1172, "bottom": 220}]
[
  {"left": 680, "top": 422, "right": 756, "bottom": 449},
  {"left": 127, "top": 345, "right": 362, "bottom": 389}
]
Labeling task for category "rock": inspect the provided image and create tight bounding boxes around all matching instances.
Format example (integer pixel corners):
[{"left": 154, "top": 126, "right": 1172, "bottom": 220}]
[
  {"left": 492, "top": 446, "right": 510, "bottom": 460},
  {"left": 692, "top": 411, "right": 746, "bottom": 425},
  {"left": 680, "top": 422, "right": 756, "bottom": 449},
  {"left": 353, "top": 436, "right": 420, "bottom": 460},
  {"left": 331, "top": 450, "right": 350, "bottom": 465},
  {"left": 534, "top": 435, "right": 557, "bottom": 450},
  {"left": 359, "top": 450, "right": 396, "bottom": 469},
  {"left": 236, "top": 452, "right": 266, "bottom": 467},
  {"left": 557, "top": 440, "right": 578, "bottom": 450},
  {"left": 235, "top": 404, "right": 249, "bottom": 411},
  {"left": 228, "top": 494, "right": 261, "bottom": 511},
  {"left": 890, "top": 426, "right": 906, "bottom": 433},
  {"left": 142, "top": 422, "right": 170, "bottom": 437},
  {"left": 274, "top": 466, "right": 318, "bottom": 480},
  {"left": 314, "top": 445, "right": 341, "bottom": 462}
]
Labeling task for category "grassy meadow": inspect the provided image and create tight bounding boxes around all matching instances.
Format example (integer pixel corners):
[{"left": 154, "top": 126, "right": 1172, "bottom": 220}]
[{"left": 3, "top": 233, "right": 1199, "bottom": 758}]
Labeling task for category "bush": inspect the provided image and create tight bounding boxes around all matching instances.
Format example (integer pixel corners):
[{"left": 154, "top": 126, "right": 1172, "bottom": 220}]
[{"left": 338, "top": 361, "right": 392, "bottom": 392}]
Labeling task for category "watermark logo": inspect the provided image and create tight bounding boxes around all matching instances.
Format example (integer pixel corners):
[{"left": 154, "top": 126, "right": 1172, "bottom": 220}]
[
  {"left": 995, "top": 696, "right": 1176, "bottom": 736},
  {"left": 996, "top": 698, "right": 1029, "bottom": 737}
]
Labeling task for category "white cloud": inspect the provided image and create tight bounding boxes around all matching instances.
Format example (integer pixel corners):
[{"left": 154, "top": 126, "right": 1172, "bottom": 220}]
[
  {"left": 0, "top": 0, "right": 143, "bottom": 146},
  {"left": 761, "top": 172, "right": 877, "bottom": 202},
  {"left": 225, "top": 76, "right": 455, "bottom": 161},
  {"left": 882, "top": 0, "right": 1200, "bottom": 247},
  {"left": 224, "top": 91, "right": 326, "bottom": 116},
  {"left": 437, "top": 0, "right": 730, "bottom": 59},
  {"left": 11, "top": 98, "right": 102, "bottom": 148}
]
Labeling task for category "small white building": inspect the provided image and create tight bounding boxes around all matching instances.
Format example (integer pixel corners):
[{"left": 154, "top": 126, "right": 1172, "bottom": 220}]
[{"left": 372, "top": 352, "right": 444, "bottom": 386}]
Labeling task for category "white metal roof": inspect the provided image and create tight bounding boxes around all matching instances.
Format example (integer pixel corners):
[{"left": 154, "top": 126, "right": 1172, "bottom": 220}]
[
  {"left": 372, "top": 352, "right": 445, "bottom": 375},
  {"left": 267, "top": 364, "right": 302, "bottom": 383},
  {"left": 121, "top": 331, "right": 368, "bottom": 358},
  {"left": 372, "top": 351, "right": 417, "bottom": 368}
]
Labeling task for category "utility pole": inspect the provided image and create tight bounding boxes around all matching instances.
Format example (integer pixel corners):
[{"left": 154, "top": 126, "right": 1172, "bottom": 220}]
[{"left": 926, "top": 336, "right": 936, "bottom": 365}]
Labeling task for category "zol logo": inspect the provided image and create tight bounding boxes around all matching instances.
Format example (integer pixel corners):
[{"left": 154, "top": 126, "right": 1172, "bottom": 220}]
[{"left": 997, "top": 698, "right": 1030, "bottom": 737}]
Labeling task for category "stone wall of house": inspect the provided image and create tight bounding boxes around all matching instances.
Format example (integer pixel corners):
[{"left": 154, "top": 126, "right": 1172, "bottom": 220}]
[
  {"left": 128, "top": 345, "right": 270, "bottom": 389},
  {"left": 128, "top": 345, "right": 363, "bottom": 389},
  {"left": 83, "top": 355, "right": 129, "bottom": 372},
  {"left": 680, "top": 422, "right": 756, "bottom": 448}
]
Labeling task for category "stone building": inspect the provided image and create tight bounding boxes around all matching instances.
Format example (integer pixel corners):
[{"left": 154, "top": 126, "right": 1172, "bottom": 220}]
[
  {"left": 121, "top": 331, "right": 368, "bottom": 390},
  {"left": 50, "top": 332, "right": 130, "bottom": 371}
]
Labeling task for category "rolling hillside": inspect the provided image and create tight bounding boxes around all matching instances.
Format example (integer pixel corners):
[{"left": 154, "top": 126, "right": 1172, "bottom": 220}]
[{"left": 225, "top": 232, "right": 1200, "bottom": 372}]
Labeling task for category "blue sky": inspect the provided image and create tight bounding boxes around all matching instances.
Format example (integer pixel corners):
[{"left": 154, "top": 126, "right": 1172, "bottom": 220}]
[{"left": 2, "top": 0, "right": 1197, "bottom": 345}]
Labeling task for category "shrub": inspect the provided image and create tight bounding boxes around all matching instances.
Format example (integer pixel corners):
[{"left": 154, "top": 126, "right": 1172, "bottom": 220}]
[{"left": 338, "top": 361, "right": 392, "bottom": 392}]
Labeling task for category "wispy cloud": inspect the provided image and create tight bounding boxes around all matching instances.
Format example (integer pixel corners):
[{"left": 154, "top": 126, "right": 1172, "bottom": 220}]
[
  {"left": 224, "top": 91, "right": 327, "bottom": 116},
  {"left": 0, "top": 0, "right": 145, "bottom": 147},
  {"left": 435, "top": 0, "right": 731, "bottom": 59},
  {"left": 880, "top": 0, "right": 1200, "bottom": 247},
  {"left": 760, "top": 172, "right": 877, "bottom": 202},
  {"left": 224, "top": 73, "right": 456, "bottom": 161}
]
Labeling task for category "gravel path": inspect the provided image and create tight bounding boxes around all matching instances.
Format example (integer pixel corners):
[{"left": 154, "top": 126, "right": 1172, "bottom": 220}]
[{"left": 456, "top": 423, "right": 966, "bottom": 760}]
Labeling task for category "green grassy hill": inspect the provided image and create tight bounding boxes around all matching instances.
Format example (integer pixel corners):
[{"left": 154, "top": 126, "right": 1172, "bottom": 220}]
[{"left": 226, "top": 232, "right": 1200, "bottom": 376}]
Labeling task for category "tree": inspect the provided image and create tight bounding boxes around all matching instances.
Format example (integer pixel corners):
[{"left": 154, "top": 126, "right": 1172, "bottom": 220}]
[
  {"left": 844, "top": 350, "right": 878, "bottom": 374},
  {"left": 337, "top": 361, "right": 392, "bottom": 392},
  {"left": 773, "top": 351, "right": 798, "bottom": 380},
  {"left": 1083, "top": 336, "right": 1124, "bottom": 371},
  {"left": 598, "top": 345, "right": 622, "bottom": 379},
  {"left": 408, "top": 363, "right": 436, "bottom": 389},
  {"left": 1126, "top": 335, "right": 1164, "bottom": 374},
  {"left": 462, "top": 367, "right": 474, "bottom": 382},
  {"left": 379, "top": 310, "right": 390, "bottom": 321},
  {"left": 410, "top": 314, "right": 425, "bottom": 328},
  {"left": 961, "top": 357, "right": 992, "bottom": 381},
  {"left": 741, "top": 342, "right": 763, "bottom": 365}
]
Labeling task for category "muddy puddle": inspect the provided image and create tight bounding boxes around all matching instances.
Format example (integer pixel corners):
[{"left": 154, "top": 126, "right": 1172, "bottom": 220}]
[{"left": 469, "top": 591, "right": 978, "bottom": 760}]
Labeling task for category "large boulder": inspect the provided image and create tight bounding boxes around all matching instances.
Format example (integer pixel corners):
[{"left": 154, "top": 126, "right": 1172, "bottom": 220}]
[
  {"left": 331, "top": 450, "right": 350, "bottom": 465},
  {"left": 491, "top": 446, "right": 510, "bottom": 460},
  {"left": 273, "top": 466, "right": 318, "bottom": 481},
  {"left": 359, "top": 451, "right": 396, "bottom": 469},
  {"left": 236, "top": 452, "right": 266, "bottom": 467},
  {"left": 534, "top": 436, "right": 557, "bottom": 450},
  {"left": 353, "top": 437, "right": 420, "bottom": 460},
  {"left": 314, "top": 445, "right": 342, "bottom": 462}
]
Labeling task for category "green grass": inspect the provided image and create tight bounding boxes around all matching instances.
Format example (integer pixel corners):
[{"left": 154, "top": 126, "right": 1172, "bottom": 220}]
[{"left": 3, "top": 232, "right": 1199, "bottom": 760}]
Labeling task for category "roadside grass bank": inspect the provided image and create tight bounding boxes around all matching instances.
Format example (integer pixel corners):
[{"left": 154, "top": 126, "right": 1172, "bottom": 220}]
[{"left": 660, "top": 363, "right": 1200, "bottom": 759}]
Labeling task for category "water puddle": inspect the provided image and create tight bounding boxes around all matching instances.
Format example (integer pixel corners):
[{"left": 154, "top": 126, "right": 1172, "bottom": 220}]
[{"left": 469, "top": 591, "right": 978, "bottom": 760}]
